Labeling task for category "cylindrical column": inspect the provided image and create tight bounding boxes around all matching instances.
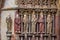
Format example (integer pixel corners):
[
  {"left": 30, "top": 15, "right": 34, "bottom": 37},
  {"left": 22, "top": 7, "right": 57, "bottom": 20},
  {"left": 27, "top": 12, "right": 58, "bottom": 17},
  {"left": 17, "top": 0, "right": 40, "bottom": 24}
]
[
  {"left": 36, "top": 12, "right": 39, "bottom": 32},
  {"left": 32, "top": 35, "right": 35, "bottom": 40},
  {"left": 20, "top": 11, "right": 24, "bottom": 33},
  {"left": 40, "top": 33, "right": 43, "bottom": 40},
  {"left": 44, "top": 12, "right": 47, "bottom": 40},
  {"left": 44, "top": 12, "right": 47, "bottom": 33},
  {"left": 28, "top": 13, "right": 32, "bottom": 33},
  {"left": 52, "top": 13, "right": 55, "bottom": 34},
  {"left": 55, "top": 12, "right": 60, "bottom": 40}
]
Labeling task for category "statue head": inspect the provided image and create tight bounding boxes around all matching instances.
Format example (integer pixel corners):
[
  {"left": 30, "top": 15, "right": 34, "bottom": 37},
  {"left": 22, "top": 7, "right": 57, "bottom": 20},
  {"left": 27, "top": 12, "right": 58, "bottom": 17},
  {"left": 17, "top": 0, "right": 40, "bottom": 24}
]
[
  {"left": 32, "top": 11, "right": 35, "bottom": 18},
  {"left": 15, "top": 14, "right": 20, "bottom": 18},
  {"left": 24, "top": 14, "right": 26, "bottom": 17},
  {"left": 24, "top": 14, "right": 27, "bottom": 20},
  {"left": 7, "top": 14, "right": 11, "bottom": 18},
  {"left": 48, "top": 13, "right": 51, "bottom": 18},
  {"left": 40, "top": 11, "right": 43, "bottom": 17}
]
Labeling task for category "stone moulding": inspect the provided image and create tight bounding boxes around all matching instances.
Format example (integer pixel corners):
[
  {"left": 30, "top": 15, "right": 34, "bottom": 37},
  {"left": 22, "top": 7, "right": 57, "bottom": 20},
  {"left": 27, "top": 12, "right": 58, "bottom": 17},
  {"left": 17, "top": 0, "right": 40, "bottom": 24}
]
[{"left": 1, "top": 7, "right": 57, "bottom": 12}]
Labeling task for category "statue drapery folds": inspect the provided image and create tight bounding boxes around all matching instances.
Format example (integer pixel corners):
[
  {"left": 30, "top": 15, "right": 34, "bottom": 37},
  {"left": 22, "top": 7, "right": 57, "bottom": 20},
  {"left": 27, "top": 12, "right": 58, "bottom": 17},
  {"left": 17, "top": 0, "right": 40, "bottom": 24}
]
[
  {"left": 31, "top": 11, "right": 37, "bottom": 33},
  {"left": 47, "top": 13, "right": 52, "bottom": 34},
  {"left": 39, "top": 11, "right": 44, "bottom": 33},
  {"left": 23, "top": 12, "right": 28, "bottom": 32},
  {"left": 6, "top": 15, "right": 12, "bottom": 32},
  {"left": 14, "top": 13, "right": 21, "bottom": 33}
]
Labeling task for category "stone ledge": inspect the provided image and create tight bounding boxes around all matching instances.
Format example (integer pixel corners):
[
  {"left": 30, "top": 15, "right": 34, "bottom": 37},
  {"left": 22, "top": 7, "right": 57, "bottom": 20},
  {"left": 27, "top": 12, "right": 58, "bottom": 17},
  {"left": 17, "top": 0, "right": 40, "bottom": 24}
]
[{"left": 0, "top": 7, "right": 57, "bottom": 12}]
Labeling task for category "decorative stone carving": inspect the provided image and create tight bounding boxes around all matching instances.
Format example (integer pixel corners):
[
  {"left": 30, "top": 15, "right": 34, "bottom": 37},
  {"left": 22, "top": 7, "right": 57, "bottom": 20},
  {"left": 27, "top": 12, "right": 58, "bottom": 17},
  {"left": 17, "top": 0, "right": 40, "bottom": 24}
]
[
  {"left": 15, "top": 0, "right": 57, "bottom": 8},
  {"left": 31, "top": 11, "right": 37, "bottom": 33},
  {"left": 14, "top": 13, "right": 21, "bottom": 33},
  {"left": 39, "top": 11, "right": 44, "bottom": 33},
  {"left": 6, "top": 15, "right": 12, "bottom": 32},
  {"left": 23, "top": 12, "right": 28, "bottom": 32},
  {"left": 47, "top": 13, "right": 52, "bottom": 34}
]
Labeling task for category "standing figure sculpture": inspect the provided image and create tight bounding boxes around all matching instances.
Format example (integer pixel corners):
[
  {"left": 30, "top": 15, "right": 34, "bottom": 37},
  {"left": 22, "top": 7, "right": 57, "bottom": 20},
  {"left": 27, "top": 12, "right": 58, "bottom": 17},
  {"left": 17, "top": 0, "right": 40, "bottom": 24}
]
[
  {"left": 47, "top": 13, "right": 52, "bottom": 34},
  {"left": 23, "top": 12, "right": 28, "bottom": 33},
  {"left": 23, "top": 12, "right": 28, "bottom": 40},
  {"left": 39, "top": 11, "right": 44, "bottom": 33},
  {"left": 6, "top": 15, "right": 12, "bottom": 32},
  {"left": 14, "top": 13, "right": 21, "bottom": 33},
  {"left": 31, "top": 11, "right": 37, "bottom": 33}
]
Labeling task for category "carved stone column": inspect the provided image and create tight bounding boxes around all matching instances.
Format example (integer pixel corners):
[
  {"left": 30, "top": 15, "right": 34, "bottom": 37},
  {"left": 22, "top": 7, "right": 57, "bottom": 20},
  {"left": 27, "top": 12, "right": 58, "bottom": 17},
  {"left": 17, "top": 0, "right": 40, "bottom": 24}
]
[
  {"left": 52, "top": 13, "right": 55, "bottom": 34},
  {"left": 36, "top": 12, "right": 39, "bottom": 32},
  {"left": 55, "top": 11, "right": 60, "bottom": 40},
  {"left": 44, "top": 12, "right": 47, "bottom": 33},
  {"left": 28, "top": 11, "right": 32, "bottom": 33}
]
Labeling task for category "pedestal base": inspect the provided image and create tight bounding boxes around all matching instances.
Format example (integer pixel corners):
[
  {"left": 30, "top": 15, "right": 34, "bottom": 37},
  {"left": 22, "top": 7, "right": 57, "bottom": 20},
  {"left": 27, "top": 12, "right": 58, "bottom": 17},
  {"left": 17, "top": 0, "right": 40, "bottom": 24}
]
[{"left": 6, "top": 32, "right": 12, "bottom": 40}]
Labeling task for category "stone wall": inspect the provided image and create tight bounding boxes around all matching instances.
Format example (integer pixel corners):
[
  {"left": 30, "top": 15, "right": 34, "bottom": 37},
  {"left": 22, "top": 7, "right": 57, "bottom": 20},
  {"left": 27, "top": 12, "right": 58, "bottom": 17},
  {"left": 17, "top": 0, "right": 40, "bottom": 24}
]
[
  {"left": 1, "top": 0, "right": 18, "bottom": 40},
  {"left": 1, "top": 10, "right": 16, "bottom": 40}
]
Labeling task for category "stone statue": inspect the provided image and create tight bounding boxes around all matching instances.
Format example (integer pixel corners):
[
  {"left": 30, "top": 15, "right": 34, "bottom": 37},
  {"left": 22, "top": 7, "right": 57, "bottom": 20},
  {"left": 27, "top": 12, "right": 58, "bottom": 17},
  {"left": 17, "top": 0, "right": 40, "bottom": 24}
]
[
  {"left": 14, "top": 13, "right": 21, "bottom": 33},
  {"left": 6, "top": 15, "right": 12, "bottom": 32},
  {"left": 39, "top": 11, "right": 44, "bottom": 33},
  {"left": 47, "top": 13, "right": 52, "bottom": 34},
  {"left": 23, "top": 12, "right": 28, "bottom": 32},
  {"left": 31, "top": 11, "right": 37, "bottom": 33}
]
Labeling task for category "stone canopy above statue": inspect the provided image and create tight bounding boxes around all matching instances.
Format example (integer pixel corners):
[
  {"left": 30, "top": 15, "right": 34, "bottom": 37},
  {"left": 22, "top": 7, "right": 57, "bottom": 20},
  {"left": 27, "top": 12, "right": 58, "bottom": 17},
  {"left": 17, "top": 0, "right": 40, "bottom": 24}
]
[{"left": 16, "top": 0, "right": 57, "bottom": 8}]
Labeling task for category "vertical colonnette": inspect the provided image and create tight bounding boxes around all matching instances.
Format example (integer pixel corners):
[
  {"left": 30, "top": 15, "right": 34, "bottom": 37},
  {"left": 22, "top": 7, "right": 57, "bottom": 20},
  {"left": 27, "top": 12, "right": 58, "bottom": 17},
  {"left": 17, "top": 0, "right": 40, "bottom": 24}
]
[{"left": 55, "top": 11, "right": 60, "bottom": 40}]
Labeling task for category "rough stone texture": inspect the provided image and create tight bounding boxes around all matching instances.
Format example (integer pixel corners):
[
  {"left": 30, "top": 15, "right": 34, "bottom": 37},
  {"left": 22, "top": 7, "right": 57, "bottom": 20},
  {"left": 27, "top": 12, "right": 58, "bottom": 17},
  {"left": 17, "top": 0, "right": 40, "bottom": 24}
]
[
  {"left": 3, "top": 0, "right": 18, "bottom": 9},
  {"left": 0, "top": 0, "right": 18, "bottom": 40},
  {"left": 0, "top": 0, "right": 60, "bottom": 40},
  {"left": 1, "top": 10, "right": 16, "bottom": 40}
]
